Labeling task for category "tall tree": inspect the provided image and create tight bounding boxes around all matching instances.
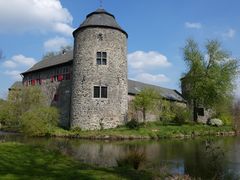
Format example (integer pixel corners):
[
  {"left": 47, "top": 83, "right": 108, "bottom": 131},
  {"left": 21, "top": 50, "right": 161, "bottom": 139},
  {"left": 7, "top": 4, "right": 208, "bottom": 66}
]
[{"left": 182, "top": 39, "right": 239, "bottom": 121}]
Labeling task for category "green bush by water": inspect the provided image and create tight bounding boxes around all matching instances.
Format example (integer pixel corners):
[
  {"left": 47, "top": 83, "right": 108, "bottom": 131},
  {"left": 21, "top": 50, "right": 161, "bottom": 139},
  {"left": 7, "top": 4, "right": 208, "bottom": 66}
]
[
  {"left": 126, "top": 119, "right": 141, "bottom": 129},
  {"left": 21, "top": 106, "right": 59, "bottom": 136},
  {"left": 117, "top": 150, "right": 146, "bottom": 170}
]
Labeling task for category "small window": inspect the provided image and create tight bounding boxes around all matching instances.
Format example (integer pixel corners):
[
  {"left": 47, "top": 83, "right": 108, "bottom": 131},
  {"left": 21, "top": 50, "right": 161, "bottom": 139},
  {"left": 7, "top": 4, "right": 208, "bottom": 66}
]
[
  {"left": 97, "top": 52, "right": 101, "bottom": 58},
  {"left": 101, "top": 87, "right": 107, "bottom": 98},
  {"left": 97, "top": 58, "right": 101, "bottom": 65},
  {"left": 197, "top": 108, "right": 204, "bottom": 116},
  {"left": 93, "top": 86, "right": 107, "bottom": 98},
  {"left": 96, "top": 52, "right": 107, "bottom": 65},
  {"left": 94, "top": 86, "right": 100, "bottom": 98}
]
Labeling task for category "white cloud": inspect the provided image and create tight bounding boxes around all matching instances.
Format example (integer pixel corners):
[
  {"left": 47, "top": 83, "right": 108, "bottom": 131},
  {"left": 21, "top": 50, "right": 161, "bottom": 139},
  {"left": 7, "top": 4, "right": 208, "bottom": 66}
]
[
  {"left": 12, "top": 55, "right": 36, "bottom": 66},
  {"left": 128, "top": 51, "right": 171, "bottom": 86},
  {"left": 2, "top": 55, "right": 36, "bottom": 69},
  {"left": 53, "top": 23, "right": 74, "bottom": 37},
  {"left": 0, "top": 0, "right": 74, "bottom": 36},
  {"left": 44, "top": 37, "right": 70, "bottom": 52},
  {"left": 222, "top": 28, "right": 236, "bottom": 38},
  {"left": 128, "top": 51, "right": 171, "bottom": 71},
  {"left": 185, "top": 22, "right": 202, "bottom": 29},
  {"left": 132, "top": 73, "right": 170, "bottom": 86},
  {"left": 3, "top": 60, "right": 17, "bottom": 68},
  {"left": 4, "top": 70, "right": 22, "bottom": 80}
]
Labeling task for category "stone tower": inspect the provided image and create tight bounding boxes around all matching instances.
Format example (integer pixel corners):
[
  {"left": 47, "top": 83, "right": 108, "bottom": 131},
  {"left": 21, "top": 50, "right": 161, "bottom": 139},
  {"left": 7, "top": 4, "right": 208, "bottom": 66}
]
[{"left": 71, "top": 9, "right": 128, "bottom": 130}]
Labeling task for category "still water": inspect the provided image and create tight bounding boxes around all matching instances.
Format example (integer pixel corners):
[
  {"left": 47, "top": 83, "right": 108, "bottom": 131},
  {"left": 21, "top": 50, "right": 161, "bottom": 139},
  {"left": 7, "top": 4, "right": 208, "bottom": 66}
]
[{"left": 1, "top": 133, "right": 240, "bottom": 179}]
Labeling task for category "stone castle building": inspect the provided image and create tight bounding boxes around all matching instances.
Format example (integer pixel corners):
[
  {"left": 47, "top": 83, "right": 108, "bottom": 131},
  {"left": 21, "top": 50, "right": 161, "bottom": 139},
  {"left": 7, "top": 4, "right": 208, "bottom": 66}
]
[{"left": 18, "top": 9, "right": 185, "bottom": 130}]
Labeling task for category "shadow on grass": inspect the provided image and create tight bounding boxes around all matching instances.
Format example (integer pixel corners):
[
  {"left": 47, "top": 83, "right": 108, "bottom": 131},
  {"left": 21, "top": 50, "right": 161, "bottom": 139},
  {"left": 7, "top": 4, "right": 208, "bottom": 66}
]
[{"left": 0, "top": 142, "right": 153, "bottom": 180}]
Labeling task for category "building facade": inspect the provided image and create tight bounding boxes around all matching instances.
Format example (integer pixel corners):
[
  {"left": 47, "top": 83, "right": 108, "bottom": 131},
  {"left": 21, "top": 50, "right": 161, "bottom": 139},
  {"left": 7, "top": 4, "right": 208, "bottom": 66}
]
[
  {"left": 71, "top": 9, "right": 128, "bottom": 130},
  {"left": 20, "top": 9, "right": 185, "bottom": 130}
]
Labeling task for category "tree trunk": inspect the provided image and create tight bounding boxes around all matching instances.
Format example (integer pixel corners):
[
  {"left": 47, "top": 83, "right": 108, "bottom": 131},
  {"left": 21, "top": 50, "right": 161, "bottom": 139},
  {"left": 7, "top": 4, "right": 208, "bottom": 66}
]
[
  {"left": 193, "top": 100, "right": 198, "bottom": 122},
  {"left": 143, "top": 107, "right": 146, "bottom": 123}
]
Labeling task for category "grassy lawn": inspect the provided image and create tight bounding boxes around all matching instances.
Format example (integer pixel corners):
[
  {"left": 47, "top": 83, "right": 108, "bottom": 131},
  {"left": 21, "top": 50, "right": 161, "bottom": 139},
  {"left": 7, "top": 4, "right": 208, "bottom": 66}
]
[
  {"left": 51, "top": 122, "right": 235, "bottom": 139},
  {"left": 0, "top": 142, "right": 153, "bottom": 180}
]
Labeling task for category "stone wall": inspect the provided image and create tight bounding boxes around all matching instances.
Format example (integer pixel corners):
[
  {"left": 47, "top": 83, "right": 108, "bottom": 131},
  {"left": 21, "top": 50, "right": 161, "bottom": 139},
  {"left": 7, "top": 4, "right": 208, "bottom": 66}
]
[
  {"left": 71, "top": 27, "right": 128, "bottom": 130},
  {"left": 197, "top": 108, "right": 213, "bottom": 124}
]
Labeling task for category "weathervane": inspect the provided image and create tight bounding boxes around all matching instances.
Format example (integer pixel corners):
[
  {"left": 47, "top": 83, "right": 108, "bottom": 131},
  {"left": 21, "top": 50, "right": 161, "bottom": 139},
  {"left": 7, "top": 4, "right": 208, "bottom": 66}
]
[{"left": 99, "top": 0, "right": 103, "bottom": 8}]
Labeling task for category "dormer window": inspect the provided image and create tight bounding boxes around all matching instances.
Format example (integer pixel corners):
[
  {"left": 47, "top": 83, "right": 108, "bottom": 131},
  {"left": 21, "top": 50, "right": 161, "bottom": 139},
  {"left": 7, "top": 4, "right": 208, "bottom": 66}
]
[{"left": 96, "top": 52, "right": 107, "bottom": 65}]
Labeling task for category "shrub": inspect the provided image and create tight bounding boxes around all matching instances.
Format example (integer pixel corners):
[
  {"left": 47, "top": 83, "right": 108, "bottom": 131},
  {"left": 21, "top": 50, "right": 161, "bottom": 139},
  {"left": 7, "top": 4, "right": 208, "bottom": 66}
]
[
  {"left": 217, "top": 113, "right": 233, "bottom": 126},
  {"left": 116, "top": 150, "right": 146, "bottom": 170},
  {"left": 160, "top": 100, "right": 175, "bottom": 125},
  {"left": 126, "top": 119, "right": 140, "bottom": 129},
  {"left": 0, "top": 100, "right": 8, "bottom": 125},
  {"left": 21, "top": 106, "right": 59, "bottom": 136},
  {"left": 160, "top": 101, "right": 191, "bottom": 125},
  {"left": 0, "top": 87, "right": 47, "bottom": 128},
  {"left": 0, "top": 101, "right": 20, "bottom": 128},
  {"left": 173, "top": 106, "right": 191, "bottom": 125},
  {"left": 214, "top": 98, "right": 233, "bottom": 126},
  {"left": 207, "top": 118, "right": 223, "bottom": 127}
]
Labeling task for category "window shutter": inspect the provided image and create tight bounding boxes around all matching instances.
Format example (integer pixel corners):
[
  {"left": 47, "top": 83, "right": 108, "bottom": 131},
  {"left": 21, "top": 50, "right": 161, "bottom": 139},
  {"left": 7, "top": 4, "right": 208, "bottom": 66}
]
[
  {"left": 58, "top": 74, "right": 63, "bottom": 81},
  {"left": 31, "top": 80, "right": 35, "bottom": 86}
]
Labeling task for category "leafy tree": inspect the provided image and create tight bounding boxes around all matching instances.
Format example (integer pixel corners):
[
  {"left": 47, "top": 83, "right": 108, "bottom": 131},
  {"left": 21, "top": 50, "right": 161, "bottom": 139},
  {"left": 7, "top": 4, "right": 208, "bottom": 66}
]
[
  {"left": 159, "top": 100, "right": 191, "bottom": 125},
  {"left": 0, "top": 99, "right": 8, "bottom": 126},
  {"left": 43, "top": 51, "right": 56, "bottom": 59},
  {"left": 159, "top": 100, "right": 175, "bottom": 124},
  {"left": 20, "top": 106, "right": 59, "bottom": 136},
  {"left": 6, "top": 86, "right": 46, "bottom": 126},
  {"left": 43, "top": 46, "right": 73, "bottom": 59},
  {"left": 132, "top": 88, "right": 161, "bottom": 122},
  {"left": 182, "top": 39, "right": 238, "bottom": 121},
  {"left": 214, "top": 98, "right": 233, "bottom": 125},
  {"left": 60, "top": 45, "right": 73, "bottom": 51},
  {"left": 0, "top": 86, "right": 59, "bottom": 134}
]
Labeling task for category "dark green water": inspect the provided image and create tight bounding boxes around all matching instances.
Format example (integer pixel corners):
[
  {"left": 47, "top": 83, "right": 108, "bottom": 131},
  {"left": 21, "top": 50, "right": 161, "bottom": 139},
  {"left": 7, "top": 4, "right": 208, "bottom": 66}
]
[{"left": 1, "top": 133, "right": 240, "bottom": 179}]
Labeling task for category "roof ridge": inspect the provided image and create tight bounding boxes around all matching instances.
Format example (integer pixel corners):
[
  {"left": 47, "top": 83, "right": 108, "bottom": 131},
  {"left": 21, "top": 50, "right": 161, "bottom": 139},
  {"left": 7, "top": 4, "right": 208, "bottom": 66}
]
[{"left": 128, "top": 79, "right": 175, "bottom": 91}]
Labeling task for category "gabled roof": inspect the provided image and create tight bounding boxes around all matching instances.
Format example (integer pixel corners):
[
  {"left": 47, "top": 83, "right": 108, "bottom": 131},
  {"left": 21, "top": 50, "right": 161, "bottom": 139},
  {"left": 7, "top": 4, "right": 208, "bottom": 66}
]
[
  {"left": 21, "top": 51, "right": 73, "bottom": 74},
  {"left": 128, "top": 79, "right": 185, "bottom": 102}
]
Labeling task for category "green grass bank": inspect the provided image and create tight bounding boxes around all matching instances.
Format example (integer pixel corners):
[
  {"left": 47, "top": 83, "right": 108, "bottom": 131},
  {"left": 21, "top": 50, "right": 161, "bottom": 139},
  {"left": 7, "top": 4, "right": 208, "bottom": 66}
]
[
  {"left": 50, "top": 122, "right": 236, "bottom": 140},
  {"left": 0, "top": 142, "right": 153, "bottom": 180}
]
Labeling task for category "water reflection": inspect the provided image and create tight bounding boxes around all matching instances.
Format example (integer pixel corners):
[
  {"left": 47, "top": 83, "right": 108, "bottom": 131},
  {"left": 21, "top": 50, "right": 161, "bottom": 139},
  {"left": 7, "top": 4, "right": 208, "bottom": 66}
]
[{"left": 1, "top": 134, "right": 240, "bottom": 179}]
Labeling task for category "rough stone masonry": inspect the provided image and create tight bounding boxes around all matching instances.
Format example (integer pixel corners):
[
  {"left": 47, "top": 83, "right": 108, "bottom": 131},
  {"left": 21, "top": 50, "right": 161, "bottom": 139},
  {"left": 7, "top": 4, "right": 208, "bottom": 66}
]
[{"left": 70, "top": 9, "right": 128, "bottom": 130}]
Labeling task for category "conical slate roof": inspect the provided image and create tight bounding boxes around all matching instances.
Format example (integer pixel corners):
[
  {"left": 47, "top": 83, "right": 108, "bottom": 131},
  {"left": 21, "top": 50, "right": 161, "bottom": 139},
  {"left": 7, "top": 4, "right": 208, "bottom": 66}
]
[{"left": 73, "top": 9, "right": 127, "bottom": 37}]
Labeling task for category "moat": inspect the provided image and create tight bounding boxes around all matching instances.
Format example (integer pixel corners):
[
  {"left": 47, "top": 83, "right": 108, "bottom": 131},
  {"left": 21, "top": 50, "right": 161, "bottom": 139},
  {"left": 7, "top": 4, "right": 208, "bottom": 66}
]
[{"left": 0, "top": 133, "right": 240, "bottom": 179}]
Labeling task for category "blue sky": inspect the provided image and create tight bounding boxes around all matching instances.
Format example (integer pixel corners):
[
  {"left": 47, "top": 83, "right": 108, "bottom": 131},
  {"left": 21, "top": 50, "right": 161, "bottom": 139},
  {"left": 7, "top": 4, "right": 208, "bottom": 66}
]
[{"left": 0, "top": 0, "right": 240, "bottom": 98}]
